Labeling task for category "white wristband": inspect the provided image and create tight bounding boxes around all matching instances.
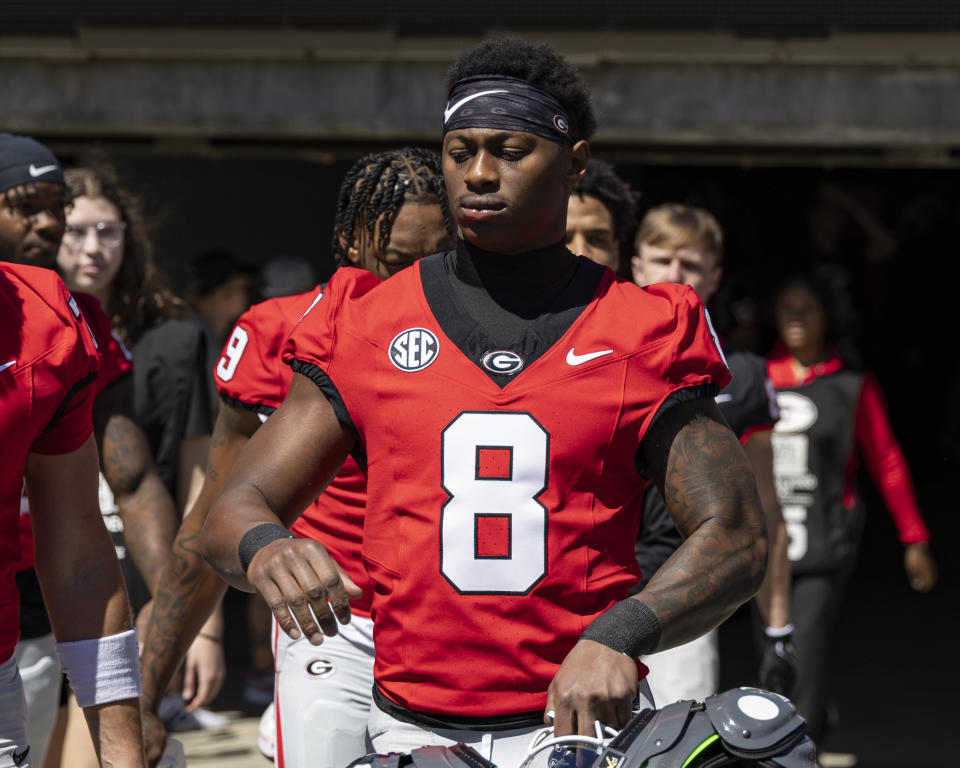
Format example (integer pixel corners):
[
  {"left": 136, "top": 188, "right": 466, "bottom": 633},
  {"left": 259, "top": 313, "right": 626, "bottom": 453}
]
[
  {"left": 57, "top": 628, "right": 142, "bottom": 708},
  {"left": 764, "top": 623, "right": 795, "bottom": 639}
]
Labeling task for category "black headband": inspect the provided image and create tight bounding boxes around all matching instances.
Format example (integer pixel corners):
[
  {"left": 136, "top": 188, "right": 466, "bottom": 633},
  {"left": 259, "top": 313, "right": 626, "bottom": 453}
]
[
  {"left": 0, "top": 133, "right": 64, "bottom": 194},
  {"left": 442, "top": 76, "right": 580, "bottom": 146}
]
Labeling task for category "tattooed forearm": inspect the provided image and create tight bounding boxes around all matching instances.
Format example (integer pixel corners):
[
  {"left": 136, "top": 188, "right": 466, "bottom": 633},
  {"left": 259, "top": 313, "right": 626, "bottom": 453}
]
[
  {"left": 101, "top": 412, "right": 178, "bottom": 593},
  {"left": 138, "top": 401, "right": 260, "bottom": 708},
  {"left": 637, "top": 398, "right": 767, "bottom": 650},
  {"left": 140, "top": 512, "right": 227, "bottom": 705}
]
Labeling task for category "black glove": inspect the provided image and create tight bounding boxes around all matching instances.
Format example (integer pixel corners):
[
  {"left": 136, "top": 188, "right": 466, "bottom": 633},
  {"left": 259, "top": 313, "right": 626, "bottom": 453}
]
[{"left": 758, "top": 624, "right": 798, "bottom": 698}]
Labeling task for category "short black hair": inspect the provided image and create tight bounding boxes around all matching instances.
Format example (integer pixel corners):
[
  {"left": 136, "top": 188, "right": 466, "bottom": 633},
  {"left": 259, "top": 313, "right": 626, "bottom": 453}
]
[
  {"left": 444, "top": 38, "right": 596, "bottom": 141},
  {"left": 331, "top": 147, "right": 454, "bottom": 267},
  {"left": 572, "top": 159, "right": 639, "bottom": 243}
]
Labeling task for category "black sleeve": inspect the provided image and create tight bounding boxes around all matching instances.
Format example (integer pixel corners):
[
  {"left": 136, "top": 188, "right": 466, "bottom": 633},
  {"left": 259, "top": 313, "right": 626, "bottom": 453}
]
[
  {"left": 716, "top": 348, "right": 778, "bottom": 440},
  {"left": 288, "top": 359, "right": 365, "bottom": 471},
  {"left": 631, "top": 484, "right": 684, "bottom": 593},
  {"left": 132, "top": 319, "right": 214, "bottom": 493}
]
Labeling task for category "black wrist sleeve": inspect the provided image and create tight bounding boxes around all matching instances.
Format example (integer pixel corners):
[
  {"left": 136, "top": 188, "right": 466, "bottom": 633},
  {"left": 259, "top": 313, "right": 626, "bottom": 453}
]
[
  {"left": 580, "top": 598, "right": 662, "bottom": 658},
  {"left": 238, "top": 523, "right": 295, "bottom": 573}
]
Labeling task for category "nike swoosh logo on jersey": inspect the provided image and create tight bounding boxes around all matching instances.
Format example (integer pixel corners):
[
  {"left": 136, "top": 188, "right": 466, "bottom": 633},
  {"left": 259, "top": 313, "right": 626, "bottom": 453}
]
[
  {"left": 29, "top": 163, "right": 58, "bottom": 177},
  {"left": 566, "top": 348, "right": 613, "bottom": 366},
  {"left": 0, "top": 360, "right": 16, "bottom": 373},
  {"left": 444, "top": 90, "right": 508, "bottom": 123}
]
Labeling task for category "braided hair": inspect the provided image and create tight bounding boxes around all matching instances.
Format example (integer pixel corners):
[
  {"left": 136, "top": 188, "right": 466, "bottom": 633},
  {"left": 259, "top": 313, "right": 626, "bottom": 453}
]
[{"left": 331, "top": 147, "right": 454, "bottom": 266}]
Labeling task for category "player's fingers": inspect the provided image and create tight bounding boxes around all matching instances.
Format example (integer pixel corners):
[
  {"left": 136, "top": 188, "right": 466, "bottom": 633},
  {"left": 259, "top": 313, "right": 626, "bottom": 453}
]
[
  {"left": 297, "top": 546, "right": 355, "bottom": 635},
  {"left": 282, "top": 552, "right": 341, "bottom": 638},
  {"left": 336, "top": 565, "right": 364, "bottom": 599},
  {"left": 305, "top": 550, "right": 353, "bottom": 628},
  {"left": 256, "top": 575, "right": 303, "bottom": 641},
  {"left": 272, "top": 565, "right": 327, "bottom": 644},
  {"left": 181, "top": 663, "right": 196, "bottom": 704},
  {"left": 550, "top": 696, "right": 577, "bottom": 737}
]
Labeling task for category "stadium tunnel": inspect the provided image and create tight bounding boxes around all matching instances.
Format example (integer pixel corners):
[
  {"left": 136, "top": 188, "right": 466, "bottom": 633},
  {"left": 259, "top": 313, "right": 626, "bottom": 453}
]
[{"left": 3, "top": 6, "right": 958, "bottom": 761}]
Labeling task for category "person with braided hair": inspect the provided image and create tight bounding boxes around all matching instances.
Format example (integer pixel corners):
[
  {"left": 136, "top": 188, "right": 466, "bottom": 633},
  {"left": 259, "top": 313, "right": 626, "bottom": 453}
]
[
  {"left": 333, "top": 146, "right": 455, "bottom": 278},
  {"left": 136, "top": 147, "right": 454, "bottom": 767}
]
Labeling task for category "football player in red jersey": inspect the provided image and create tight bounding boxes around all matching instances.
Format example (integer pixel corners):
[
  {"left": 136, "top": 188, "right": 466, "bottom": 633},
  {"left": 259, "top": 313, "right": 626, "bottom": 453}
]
[
  {"left": 136, "top": 148, "right": 454, "bottom": 767},
  {"left": 1, "top": 267, "right": 145, "bottom": 763},
  {"left": 0, "top": 133, "right": 178, "bottom": 767},
  {"left": 201, "top": 39, "right": 767, "bottom": 766}
]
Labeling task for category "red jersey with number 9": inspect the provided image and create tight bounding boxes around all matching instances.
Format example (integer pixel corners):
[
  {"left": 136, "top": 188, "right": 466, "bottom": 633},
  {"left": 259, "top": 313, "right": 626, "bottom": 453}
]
[
  {"left": 282, "top": 256, "right": 730, "bottom": 718},
  {"left": 213, "top": 286, "right": 373, "bottom": 616},
  {"left": 1, "top": 264, "right": 100, "bottom": 662}
]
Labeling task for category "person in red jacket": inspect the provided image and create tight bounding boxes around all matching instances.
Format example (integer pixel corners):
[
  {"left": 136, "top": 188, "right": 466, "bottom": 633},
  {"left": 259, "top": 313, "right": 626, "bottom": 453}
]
[{"left": 767, "top": 272, "right": 937, "bottom": 742}]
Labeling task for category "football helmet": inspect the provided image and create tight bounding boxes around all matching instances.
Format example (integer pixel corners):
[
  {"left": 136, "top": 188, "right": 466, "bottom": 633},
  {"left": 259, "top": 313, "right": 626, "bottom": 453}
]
[{"left": 346, "top": 687, "right": 818, "bottom": 768}]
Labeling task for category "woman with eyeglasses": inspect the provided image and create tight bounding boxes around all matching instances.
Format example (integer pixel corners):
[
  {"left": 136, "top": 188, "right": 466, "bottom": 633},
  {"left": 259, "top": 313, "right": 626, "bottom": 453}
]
[{"left": 48, "top": 159, "right": 223, "bottom": 768}]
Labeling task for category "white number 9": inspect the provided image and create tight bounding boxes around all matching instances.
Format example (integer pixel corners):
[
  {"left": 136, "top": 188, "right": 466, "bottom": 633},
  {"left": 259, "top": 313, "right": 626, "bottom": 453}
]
[{"left": 216, "top": 326, "right": 249, "bottom": 382}]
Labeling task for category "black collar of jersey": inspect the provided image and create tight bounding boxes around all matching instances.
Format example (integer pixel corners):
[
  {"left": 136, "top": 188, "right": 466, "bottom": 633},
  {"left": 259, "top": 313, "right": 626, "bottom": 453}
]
[{"left": 419, "top": 240, "right": 607, "bottom": 388}]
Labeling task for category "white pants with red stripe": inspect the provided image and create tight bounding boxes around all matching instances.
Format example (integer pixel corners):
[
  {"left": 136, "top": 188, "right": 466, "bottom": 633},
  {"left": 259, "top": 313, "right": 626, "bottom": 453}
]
[
  {"left": 0, "top": 654, "right": 30, "bottom": 767},
  {"left": 273, "top": 615, "right": 375, "bottom": 768}
]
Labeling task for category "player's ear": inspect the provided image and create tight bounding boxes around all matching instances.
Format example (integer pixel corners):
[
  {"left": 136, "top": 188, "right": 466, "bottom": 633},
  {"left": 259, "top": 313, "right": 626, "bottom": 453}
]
[
  {"left": 630, "top": 253, "right": 644, "bottom": 286},
  {"left": 336, "top": 224, "right": 362, "bottom": 266},
  {"left": 565, "top": 140, "right": 590, "bottom": 189}
]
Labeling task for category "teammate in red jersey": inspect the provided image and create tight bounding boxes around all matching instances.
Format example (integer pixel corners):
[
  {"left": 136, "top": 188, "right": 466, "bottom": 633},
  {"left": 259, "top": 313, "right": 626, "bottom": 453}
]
[
  {"left": 767, "top": 272, "right": 936, "bottom": 742},
  {"left": 136, "top": 148, "right": 454, "bottom": 767},
  {"left": 0, "top": 256, "right": 146, "bottom": 766},
  {"left": 0, "top": 133, "right": 178, "bottom": 767},
  {"left": 201, "top": 39, "right": 767, "bottom": 766}
]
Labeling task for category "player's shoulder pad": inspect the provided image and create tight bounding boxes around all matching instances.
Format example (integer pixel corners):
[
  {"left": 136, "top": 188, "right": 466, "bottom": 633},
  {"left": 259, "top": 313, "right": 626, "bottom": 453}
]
[
  {"left": 297, "top": 267, "right": 382, "bottom": 325},
  {"left": 0, "top": 262, "right": 76, "bottom": 326},
  {"left": 605, "top": 278, "right": 705, "bottom": 334},
  {"left": 243, "top": 284, "right": 326, "bottom": 331}
]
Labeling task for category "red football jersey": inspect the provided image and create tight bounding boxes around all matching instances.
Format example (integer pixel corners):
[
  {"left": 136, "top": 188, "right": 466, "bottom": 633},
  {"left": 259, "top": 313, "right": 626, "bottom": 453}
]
[
  {"left": 15, "top": 291, "right": 134, "bottom": 574},
  {"left": 0, "top": 264, "right": 99, "bottom": 662},
  {"left": 214, "top": 286, "right": 372, "bottom": 617},
  {"left": 282, "top": 259, "right": 730, "bottom": 718}
]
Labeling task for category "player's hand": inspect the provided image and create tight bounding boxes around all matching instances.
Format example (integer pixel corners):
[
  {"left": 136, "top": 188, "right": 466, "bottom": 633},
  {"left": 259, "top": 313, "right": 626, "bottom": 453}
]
[
  {"left": 546, "top": 639, "right": 637, "bottom": 737},
  {"left": 904, "top": 542, "right": 937, "bottom": 592},
  {"left": 182, "top": 633, "right": 226, "bottom": 711},
  {"left": 141, "top": 700, "right": 167, "bottom": 767},
  {"left": 247, "top": 537, "right": 362, "bottom": 645},
  {"left": 758, "top": 627, "right": 798, "bottom": 697}
]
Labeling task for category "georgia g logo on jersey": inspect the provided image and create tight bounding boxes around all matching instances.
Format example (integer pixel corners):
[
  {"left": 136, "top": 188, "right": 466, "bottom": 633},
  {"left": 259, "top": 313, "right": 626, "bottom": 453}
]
[
  {"left": 481, "top": 350, "right": 524, "bottom": 375},
  {"left": 390, "top": 328, "right": 439, "bottom": 372}
]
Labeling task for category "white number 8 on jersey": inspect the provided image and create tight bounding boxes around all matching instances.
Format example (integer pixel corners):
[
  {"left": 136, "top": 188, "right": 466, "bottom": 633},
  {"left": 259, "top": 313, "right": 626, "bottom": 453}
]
[{"left": 440, "top": 411, "right": 548, "bottom": 594}]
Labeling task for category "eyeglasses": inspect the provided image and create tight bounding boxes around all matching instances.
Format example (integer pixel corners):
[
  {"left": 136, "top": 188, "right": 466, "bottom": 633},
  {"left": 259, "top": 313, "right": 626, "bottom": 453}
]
[{"left": 62, "top": 221, "right": 126, "bottom": 250}]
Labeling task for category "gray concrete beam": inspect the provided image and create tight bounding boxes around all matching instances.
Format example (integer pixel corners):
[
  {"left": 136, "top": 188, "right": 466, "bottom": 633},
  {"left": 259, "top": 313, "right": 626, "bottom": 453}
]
[{"left": 2, "top": 31, "right": 960, "bottom": 149}]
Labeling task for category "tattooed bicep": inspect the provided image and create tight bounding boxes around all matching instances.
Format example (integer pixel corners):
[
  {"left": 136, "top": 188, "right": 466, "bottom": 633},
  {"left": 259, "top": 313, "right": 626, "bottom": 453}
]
[{"left": 639, "top": 397, "right": 756, "bottom": 538}]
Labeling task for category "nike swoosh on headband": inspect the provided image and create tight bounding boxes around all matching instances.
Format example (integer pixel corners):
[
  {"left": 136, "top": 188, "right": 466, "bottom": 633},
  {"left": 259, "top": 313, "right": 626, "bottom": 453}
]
[
  {"left": 566, "top": 349, "right": 614, "bottom": 366},
  {"left": 28, "top": 164, "right": 58, "bottom": 177},
  {"left": 444, "top": 90, "right": 509, "bottom": 123}
]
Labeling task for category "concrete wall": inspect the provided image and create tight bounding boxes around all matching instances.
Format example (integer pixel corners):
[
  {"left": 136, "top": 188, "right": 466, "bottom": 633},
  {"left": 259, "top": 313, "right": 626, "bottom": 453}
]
[{"left": 2, "top": 31, "right": 960, "bottom": 155}]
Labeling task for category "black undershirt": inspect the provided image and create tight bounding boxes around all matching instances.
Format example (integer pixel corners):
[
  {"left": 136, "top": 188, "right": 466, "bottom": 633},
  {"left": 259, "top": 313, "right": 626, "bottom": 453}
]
[{"left": 445, "top": 238, "right": 587, "bottom": 347}]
